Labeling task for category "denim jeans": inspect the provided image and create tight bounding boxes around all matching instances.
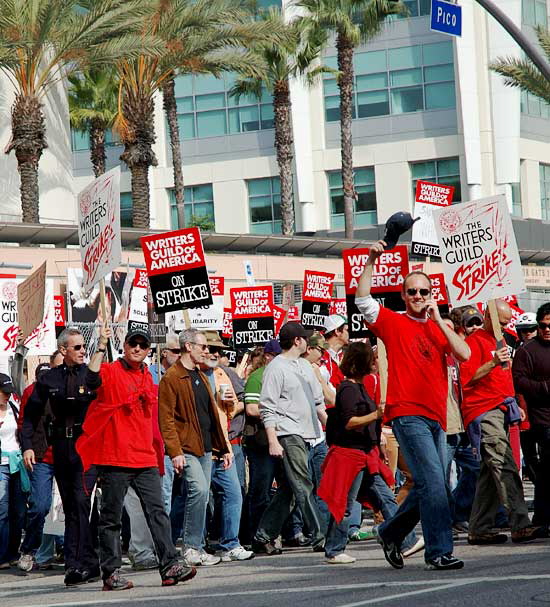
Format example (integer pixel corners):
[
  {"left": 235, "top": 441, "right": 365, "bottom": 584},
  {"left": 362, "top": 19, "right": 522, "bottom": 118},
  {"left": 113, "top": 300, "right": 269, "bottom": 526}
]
[
  {"left": 161, "top": 455, "right": 174, "bottom": 516},
  {"left": 35, "top": 534, "right": 64, "bottom": 565},
  {"left": 125, "top": 486, "right": 156, "bottom": 565},
  {"left": 0, "top": 467, "right": 26, "bottom": 564},
  {"left": 348, "top": 501, "right": 362, "bottom": 536},
  {"left": 446, "top": 434, "right": 480, "bottom": 524},
  {"left": 244, "top": 446, "right": 278, "bottom": 540},
  {"left": 379, "top": 416, "right": 453, "bottom": 561},
  {"left": 170, "top": 452, "right": 212, "bottom": 549},
  {"left": 254, "top": 435, "right": 324, "bottom": 548},
  {"left": 232, "top": 445, "right": 246, "bottom": 494},
  {"left": 211, "top": 459, "right": 243, "bottom": 551},
  {"left": 308, "top": 440, "right": 330, "bottom": 535},
  {"left": 20, "top": 462, "right": 55, "bottom": 555}
]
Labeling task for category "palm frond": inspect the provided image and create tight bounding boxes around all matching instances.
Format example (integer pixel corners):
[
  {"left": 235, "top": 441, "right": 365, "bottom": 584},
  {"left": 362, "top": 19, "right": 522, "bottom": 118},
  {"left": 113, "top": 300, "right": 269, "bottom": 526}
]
[{"left": 490, "top": 56, "right": 550, "bottom": 104}]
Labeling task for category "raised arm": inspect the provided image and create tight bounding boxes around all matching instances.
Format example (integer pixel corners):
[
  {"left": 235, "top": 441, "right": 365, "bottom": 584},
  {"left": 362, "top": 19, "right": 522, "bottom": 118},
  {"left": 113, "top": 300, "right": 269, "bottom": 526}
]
[{"left": 355, "top": 240, "right": 386, "bottom": 299}]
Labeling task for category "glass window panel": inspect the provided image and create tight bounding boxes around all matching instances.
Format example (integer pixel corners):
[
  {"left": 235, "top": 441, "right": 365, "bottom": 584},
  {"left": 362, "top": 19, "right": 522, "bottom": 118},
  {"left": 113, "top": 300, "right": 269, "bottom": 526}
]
[
  {"left": 174, "top": 74, "right": 192, "bottom": 97},
  {"left": 542, "top": 102, "right": 550, "bottom": 119},
  {"left": 179, "top": 113, "right": 195, "bottom": 140},
  {"left": 388, "top": 45, "right": 421, "bottom": 70},
  {"left": 176, "top": 97, "right": 194, "bottom": 113},
  {"left": 423, "top": 41, "right": 453, "bottom": 66},
  {"left": 404, "top": 0, "right": 419, "bottom": 17},
  {"left": 390, "top": 68, "right": 422, "bottom": 87},
  {"left": 425, "top": 82, "right": 456, "bottom": 109},
  {"left": 357, "top": 90, "right": 390, "bottom": 117},
  {"left": 528, "top": 93, "right": 542, "bottom": 116},
  {"left": 192, "top": 184, "right": 213, "bottom": 202},
  {"left": 228, "top": 91, "right": 259, "bottom": 107},
  {"left": 223, "top": 72, "right": 237, "bottom": 89},
  {"left": 184, "top": 205, "right": 193, "bottom": 225},
  {"left": 328, "top": 172, "right": 343, "bottom": 188},
  {"left": 228, "top": 108, "right": 240, "bottom": 133},
  {"left": 356, "top": 72, "right": 388, "bottom": 91},
  {"left": 192, "top": 202, "right": 214, "bottom": 219},
  {"left": 391, "top": 86, "right": 424, "bottom": 113},
  {"left": 251, "top": 222, "right": 276, "bottom": 235},
  {"left": 355, "top": 167, "right": 375, "bottom": 185},
  {"left": 195, "top": 93, "right": 225, "bottom": 110},
  {"left": 248, "top": 179, "right": 271, "bottom": 197},
  {"left": 260, "top": 103, "right": 274, "bottom": 128},
  {"left": 356, "top": 188, "right": 377, "bottom": 212},
  {"left": 196, "top": 109, "right": 227, "bottom": 137},
  {"left": 250, "top": 197, "right": 273, "bottom": 222},
  {"left": 354, "top": 50, "right": 387, "bottom": 74},
  {"left": 239, "top": 105, "right": 260, "bottom": 131},
  {"left": 323, "top": 78, "right": 339, "bottom": 95},
  {"left": 323, "top": 55, "right": 338, "bottom": 71},
  {"left": 120, "top": 193, "right": 133, "bottom": 228},
  {"left": 523, "top": 0, "right": 535, "bottom": 25},
  {"left": 424, "top": 64, "right": 454, "bottom": 82},
  {"left": 331, "top": 193, "right": 345, "bottom": 214},
  {"left": 411, "top": 161, "right": 435, "bottom": 179},
  {"left": 536, "top": 1, "right": 548, "bottom": 26},
  {"left": 194, "top": 73, "right": 224, "bottom": 94},
  {"left": 325, "top": 95, "right": 340, "bottom": 121},
  {"left": 273, "top": 202, "right": 282, "bottom": 220},
  {"left": 436, "top": 158, "right": 460, "bottom": 176},
  {"left": 260, "top": 88, "right": 271, "bottom": 103},
  {"left": 419, "top": 0, "right": 431, "bottom": 15},
  {"left": 521, "top": 90, "right": 528, "bottom": 113},
  {"left": 272, "top": 178, "right": 281, "bottom": 194},
  {"left": 72, "top": 129, "right": 89, "bottom": 151}
]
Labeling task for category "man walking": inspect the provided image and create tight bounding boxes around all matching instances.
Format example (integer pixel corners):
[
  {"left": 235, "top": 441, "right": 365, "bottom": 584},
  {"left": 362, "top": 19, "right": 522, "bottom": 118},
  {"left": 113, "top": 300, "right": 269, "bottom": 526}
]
[
  {"left": 77, "top": 325, "right": 196, "bottom": 590},
  {"left": 253, "top": 322, "right": 326, "bottom": 554},
  {"left": 355, "top": 240, "right": 470, "bottom": 571}
]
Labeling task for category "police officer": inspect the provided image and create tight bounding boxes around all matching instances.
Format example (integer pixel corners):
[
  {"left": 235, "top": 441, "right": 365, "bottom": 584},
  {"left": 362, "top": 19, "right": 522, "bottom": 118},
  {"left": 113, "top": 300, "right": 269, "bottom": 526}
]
[{"left": 21, "top": 328, "right": 100, "bottom": 586}]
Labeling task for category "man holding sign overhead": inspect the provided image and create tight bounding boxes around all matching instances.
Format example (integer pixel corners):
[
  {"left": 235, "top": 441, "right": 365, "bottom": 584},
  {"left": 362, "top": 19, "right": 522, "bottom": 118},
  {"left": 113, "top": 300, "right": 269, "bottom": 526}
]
[{"left": 355, "top": 240, "right": 470, "bottom": 571}]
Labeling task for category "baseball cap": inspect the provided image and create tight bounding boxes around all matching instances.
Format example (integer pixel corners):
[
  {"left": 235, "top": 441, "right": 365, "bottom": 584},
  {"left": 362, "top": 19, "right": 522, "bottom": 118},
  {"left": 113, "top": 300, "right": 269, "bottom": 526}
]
[
  {"left": 383, "top": 212, "right": 419, "bottom": 250},
  {"left": 516, "top": 312, "right": 537, "bottom": 330},
  {"left": 307, "top": 333, "right": 327, "bottom": 350},
  {"left": 461, "top": 307, "right": 483, "bottom": 327},
  {"left": 35, "top": 363, "right": 50, "bottom": 380},
  {"left": 204, "top": 330, "right": 224, "bottom": 348},
  {"left": 279, "top": 322, "right": 312, "bottom": 342},
  {"left": 0, "top": 373, "right": 15, "bottom": 394},
  {"left": 126, "top": 321, "right": 151, "bottom": 346},
  {"left": 264, "top": 339, "right": 282, "bottom": 355},
  {"left": 324, "top": 314, "right": 347, "bottom": 334}
]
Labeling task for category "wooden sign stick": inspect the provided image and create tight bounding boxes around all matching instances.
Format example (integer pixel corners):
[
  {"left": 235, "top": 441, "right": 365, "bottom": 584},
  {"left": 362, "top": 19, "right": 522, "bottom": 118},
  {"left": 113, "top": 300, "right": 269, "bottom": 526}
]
[
  {"left": 377, "top": 338, "right": 388, "bottom": 406},
  {"left": 99, "top": 278, "right": 113, "bottom": 362},
  {"left": 487, "top": 298, "right": 509, "bottom": 370}
]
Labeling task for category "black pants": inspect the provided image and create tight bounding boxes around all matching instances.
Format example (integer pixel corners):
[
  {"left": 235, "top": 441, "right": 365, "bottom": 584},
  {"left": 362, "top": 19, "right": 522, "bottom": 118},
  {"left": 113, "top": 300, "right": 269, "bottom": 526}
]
[
  {"left": 97, "top": 466, "right": 177, "bottom": 578},
  {"left": 52, "top": 439, "right": 98, "bottom": 571},
  {"left": 532, "top": 426, "right": 550, "bottom": 525}
]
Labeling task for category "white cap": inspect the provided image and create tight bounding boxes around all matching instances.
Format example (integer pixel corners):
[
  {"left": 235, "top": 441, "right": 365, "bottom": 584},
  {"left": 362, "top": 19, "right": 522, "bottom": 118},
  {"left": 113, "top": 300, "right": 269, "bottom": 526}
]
[
  {"left": 516, "top": 312, "right": 537, "bottom": 329},
  {"left": 324, "top": 314, "right": 347, "bottom": 334}
]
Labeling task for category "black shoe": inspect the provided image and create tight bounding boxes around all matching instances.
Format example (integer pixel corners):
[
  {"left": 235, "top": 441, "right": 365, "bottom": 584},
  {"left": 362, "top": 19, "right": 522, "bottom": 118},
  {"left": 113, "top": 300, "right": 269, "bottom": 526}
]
[
  {"left": 379, "top": 536, "right": 404, "bottom": 570},
  {"left": 425, "top": 554, "right": 464, "bottom": 570},
  {"left": 161, "top": 563, "right": 197, "bottom": 586},
  {"left": 312, "top": 542, "right": 325, "bottom": 553},
  {"left": 251, "top": 540, "right": 282, "bottom": 556},
  {"left": 283, "top": 533, "right": 312, "bottom": 547},
  {"left": 102, "top": 569, "right": 134, "bottom": 591},
  {"left": 468, "top": 533, "right": 507, "bottom": 545},
  {"left": 82, "top": 567, "right": 101, "bottom": 583},
  {"left": 65, "top": 568, "right": 97, "bottom": 587}
]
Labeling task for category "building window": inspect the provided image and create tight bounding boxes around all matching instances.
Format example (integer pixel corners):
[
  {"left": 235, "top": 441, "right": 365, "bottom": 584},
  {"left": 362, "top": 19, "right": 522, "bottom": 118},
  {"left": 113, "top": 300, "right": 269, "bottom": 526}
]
[
  {"left": 247, "top": 176, "right": 290, "bottom": 234},
  {"left": 511, "top": 182, "right": 522, "bottom": 217},
  {"left": 328, "top": 167, "right": 377, "bottom": 229},
  {"left": 70, "top": 129, "right": 120, "bottom": 152},
  {"left": 168, "top": 184, "right": 215, "bottom": 230},
  {"left": 323, "top": 41, "right": 455, "bottom": 122},
  {"left": 540, "top": 163, "right": 550, "bottom": 219},
  {"left": 522, "top": 0, "right": 548, "bottom": 26},
  {"left": 411, "top": 158, "right": 462, "bottom": 203},
  {"left": 173, "top": 73, "right": 274, "bottom": 140},
  {"left": 521, "top": 90, "right": 550, "bottom": 118},
  {"left": 120, "top": 192, "right": 133, "bottom": 228}
]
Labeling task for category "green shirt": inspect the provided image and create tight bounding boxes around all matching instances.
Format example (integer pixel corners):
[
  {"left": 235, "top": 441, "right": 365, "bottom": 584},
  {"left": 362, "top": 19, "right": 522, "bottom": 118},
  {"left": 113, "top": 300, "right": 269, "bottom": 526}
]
[{"left": 244, "top": 366, "right": 265, "bottom": 405}]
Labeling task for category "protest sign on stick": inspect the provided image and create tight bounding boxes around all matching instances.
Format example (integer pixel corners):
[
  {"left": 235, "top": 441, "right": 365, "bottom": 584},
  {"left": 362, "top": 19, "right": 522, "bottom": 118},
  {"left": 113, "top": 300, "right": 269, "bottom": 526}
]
[
  {"left": 230, "top": 286, "right": 274, "bottom": 348},
  {"left": 187, "top": 276, "right": 224, "bottom": 330},
  {"left": 17, "top": 262, "right": 47, "bottom": 340},
  {"left": 301, "top": 270, "right": 334, "bottom": 330},
  {"left": 411, "top": 180, "right": 454, "bottom": 257},
  {"left": 141, "top": 227, "right": 212, "bottom": 314}
]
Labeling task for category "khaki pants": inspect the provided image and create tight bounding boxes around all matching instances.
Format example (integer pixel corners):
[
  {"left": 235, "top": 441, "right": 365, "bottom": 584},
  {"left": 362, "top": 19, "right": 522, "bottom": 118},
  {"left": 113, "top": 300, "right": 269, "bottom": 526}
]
[{"left": 469, "top": 408, "right": 530, "bottom": 534}]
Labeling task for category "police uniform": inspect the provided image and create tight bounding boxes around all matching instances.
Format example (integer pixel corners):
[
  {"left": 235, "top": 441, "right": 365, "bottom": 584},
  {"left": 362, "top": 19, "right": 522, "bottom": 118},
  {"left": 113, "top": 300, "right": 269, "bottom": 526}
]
[{"left": 21, "top": 363, "right": 100, "bottom": 584}]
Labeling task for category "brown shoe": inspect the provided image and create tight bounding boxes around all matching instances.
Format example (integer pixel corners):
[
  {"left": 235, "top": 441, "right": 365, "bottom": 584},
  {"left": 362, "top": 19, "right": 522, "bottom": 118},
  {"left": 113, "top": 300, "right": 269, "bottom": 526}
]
[
  {"left": 511, "top": 526, "right": 548, "bottom": 543},
  {"left": 467, "top": 533, "right": 507, "bottom": 545}
]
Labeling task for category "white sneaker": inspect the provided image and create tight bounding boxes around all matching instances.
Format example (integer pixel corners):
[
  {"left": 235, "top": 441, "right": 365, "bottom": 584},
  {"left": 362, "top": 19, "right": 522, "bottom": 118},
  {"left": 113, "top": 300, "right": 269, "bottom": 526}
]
[
  {"left": 18, "top": 554, "right": 35, "bottom": 572},
  {"left": 325, "top": 553, "right": 356, "bottom": 564},
  {"left": 403, "top": 537, "right": 425, "bottom": 558},
  {"left": 199, "top": 550, "right": 221, "bottom": 566},
  {"left": 182, "top": 548, "right": 202, "bottom": 566},
  {"left": 220, "top": 546, "right": 255, "bottom": 562}
]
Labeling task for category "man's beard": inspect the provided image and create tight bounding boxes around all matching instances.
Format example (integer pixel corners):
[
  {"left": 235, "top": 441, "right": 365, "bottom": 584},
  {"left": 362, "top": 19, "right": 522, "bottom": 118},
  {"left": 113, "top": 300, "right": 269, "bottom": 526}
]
[{"left": 204, "top": 359, "right": 218, "bottom": 369}]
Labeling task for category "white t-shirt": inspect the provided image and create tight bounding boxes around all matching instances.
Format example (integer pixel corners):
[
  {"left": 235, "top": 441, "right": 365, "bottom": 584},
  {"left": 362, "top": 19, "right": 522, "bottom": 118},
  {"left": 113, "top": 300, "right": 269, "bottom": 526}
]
[{"left": 0, "top": 403, "right": 19, "bottom": 464}]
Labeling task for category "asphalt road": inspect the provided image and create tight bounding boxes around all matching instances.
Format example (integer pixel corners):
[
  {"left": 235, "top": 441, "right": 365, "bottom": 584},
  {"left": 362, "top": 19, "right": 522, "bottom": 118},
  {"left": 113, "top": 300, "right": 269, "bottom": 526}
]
[{"left": 2, "top": 532, "right": 550, "bottom": 607}]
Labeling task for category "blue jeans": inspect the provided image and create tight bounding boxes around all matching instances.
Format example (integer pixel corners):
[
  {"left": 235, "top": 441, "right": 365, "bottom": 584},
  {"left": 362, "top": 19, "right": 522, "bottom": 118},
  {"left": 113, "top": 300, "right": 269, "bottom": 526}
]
[
  {"left": 35, "top": 534, "right": 64, "bottom": 565},
  {"left": 308, "top": 440, "right": 330, "bottom": 535},
  {"left": 170, "top": 452, "right": 212, "bottom": 550},
  {"left": 211, "top": 460, "right": 243, "bottom": 551},
  {"left": 0, "top": 467, "right": 26, "bottom": 564},
  {"left": 244, "top": 447, "right": 278, "bottom": 540},
  {"left": 232, "top": 444, "right": 246, "bottom": 494},
  {"left": 446, "top": 434, "right": 480, "bottom": 524},
  {"left": 162, "top": 455, "right": 174, "bottom": 515},
  {"left": 379, "top": 416, "right": 453, "bottom": 561},
  {"left": 20, "top": 462, "right": 55, "bottom": 555},
  {"left": 348, "top": 501, "right": 362, "bottom": 536}
]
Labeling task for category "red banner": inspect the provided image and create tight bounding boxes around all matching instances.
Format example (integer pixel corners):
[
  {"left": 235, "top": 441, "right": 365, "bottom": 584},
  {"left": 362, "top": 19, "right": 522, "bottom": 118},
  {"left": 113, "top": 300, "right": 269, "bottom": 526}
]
[
  {"left": 343, "top": 246, "right": 409, "bottom": 295},
  {"left": 222, "top": 308, "right": 233, "bottom": 338},
  {"left": 288, "top": 306, "right": 300, "bottom": 321},
  {"left": 273, "top": 305, "right": 285, "bottom": 336},
  {"left": 429, "top": 273, "right": 448, "bottom": 305},
  {"left": 415, "top": 180, "right": 454, "bottom": 206},
  {"left": 133, "top": 268, "right": 149, "bottom": 288},
  {"left": 53, "top": 295, "right": 65, "bottom": 327},
  {"left": 209, "top": 276, "right": 224, "bottom": 296},
  {"left": 230, "top": 286, "right": 274, "bottom": 318},
  {"left": 302, "top": 271, "right": 334, "bottom": 302},
  {"left": 329, "top": 299, "right": 347, "bottom": 317}
]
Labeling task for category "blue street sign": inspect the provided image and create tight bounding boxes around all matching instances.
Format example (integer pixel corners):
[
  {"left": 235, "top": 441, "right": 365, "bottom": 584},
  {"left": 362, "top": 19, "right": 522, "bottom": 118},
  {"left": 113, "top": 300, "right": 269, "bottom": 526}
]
[{"left": 431, "top": 0, "right": 462, "bottom": 37}]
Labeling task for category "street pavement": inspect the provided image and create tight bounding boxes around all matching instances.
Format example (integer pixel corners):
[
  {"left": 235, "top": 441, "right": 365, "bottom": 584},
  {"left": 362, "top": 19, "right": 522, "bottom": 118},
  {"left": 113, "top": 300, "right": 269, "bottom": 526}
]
[{"left": 2, "top": 532, "right": 550, "bottom": 607}]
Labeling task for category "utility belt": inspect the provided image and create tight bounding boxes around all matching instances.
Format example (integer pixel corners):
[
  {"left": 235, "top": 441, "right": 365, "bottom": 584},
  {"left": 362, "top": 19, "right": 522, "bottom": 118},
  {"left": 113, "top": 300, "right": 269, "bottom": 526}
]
[{"left": 47, "top": 422, "right": 83, "bottom": 441}]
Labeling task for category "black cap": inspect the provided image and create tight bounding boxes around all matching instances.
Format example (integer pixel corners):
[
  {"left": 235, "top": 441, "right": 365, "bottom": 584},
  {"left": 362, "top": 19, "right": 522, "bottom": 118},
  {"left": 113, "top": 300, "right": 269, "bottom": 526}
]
[
  {"left": 279, "top": 321, "right": 312, "bottom": 342},
  {"left": 126, "top": 321, "right": 151, "bottom": 345},
  {"left": 383, "top": 212, "right": 420, "bottom": 250},
  {"left": 0, "top": 373, "right": 15, "bottom": 394}
]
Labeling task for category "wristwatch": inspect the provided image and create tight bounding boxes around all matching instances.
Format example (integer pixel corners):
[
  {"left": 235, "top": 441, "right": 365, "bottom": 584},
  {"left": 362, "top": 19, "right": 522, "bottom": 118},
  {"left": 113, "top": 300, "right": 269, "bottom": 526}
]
[{"left": 97, "top": 346, "right": 107, "bottom": 353}]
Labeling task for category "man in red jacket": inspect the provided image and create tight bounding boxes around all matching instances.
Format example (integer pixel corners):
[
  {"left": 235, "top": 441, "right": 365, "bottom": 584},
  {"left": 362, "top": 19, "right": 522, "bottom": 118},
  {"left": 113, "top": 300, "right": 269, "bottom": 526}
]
[
  {"left": 77, "top": 325, "right": 196, "bottom": 591},
  {"left": 460, "top": 299, "right": 544, "bottom": 545}
]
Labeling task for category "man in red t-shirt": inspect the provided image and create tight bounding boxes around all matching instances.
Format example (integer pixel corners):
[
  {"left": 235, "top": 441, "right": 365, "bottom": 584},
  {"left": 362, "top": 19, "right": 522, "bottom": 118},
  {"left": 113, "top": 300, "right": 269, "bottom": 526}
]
[
  {"left": 460, "top": 299, "right": 543, "bottom": 545},
  {"left": 355, "top": 240, "right": 470, "bottom": 571},
  {"left": 77, "top": 325, "right": 196, "bottom": 591}
]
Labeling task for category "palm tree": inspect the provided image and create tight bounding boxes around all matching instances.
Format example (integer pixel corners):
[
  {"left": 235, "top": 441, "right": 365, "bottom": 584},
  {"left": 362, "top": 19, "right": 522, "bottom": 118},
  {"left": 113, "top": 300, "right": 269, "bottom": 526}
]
[
  {"left": 230, "top": 8, "right": 329, "bottom": 235},
  {"left": 297, "top": 0, "right": 406, "bottom": 238},
  {"left": 116, "top": 0, "right": 284, "bottom": 230},
  {"left": 0, "top": 0, "right": 161, "bottom": 224},
  {"left": 490, "top": 26, "right": 550, "bottom": 103},
  {"left": 68, "top": 70, "right": 119, "bottom": 177}
]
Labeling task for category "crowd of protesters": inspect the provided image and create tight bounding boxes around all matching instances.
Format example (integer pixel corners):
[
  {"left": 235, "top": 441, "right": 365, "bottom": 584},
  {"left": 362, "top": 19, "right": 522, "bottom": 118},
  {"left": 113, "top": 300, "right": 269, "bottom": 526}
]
[{"left": 1, "top": 240, "right": 550, "bottom": 589}]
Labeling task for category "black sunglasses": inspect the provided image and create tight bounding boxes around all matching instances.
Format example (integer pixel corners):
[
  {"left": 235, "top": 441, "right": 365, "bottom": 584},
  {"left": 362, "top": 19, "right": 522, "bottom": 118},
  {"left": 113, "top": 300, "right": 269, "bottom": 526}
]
[
  {"left": 127, "top": 339, "right": 150, "bottom": 350},
  {"left": 406, "top": 288, "right": 430, "bottom": 297},
  {"left": 539, "top": 322, "right": 550, "bottom": 331},
  {"left": 466, "top": 318, "right": 482, "bottom": 328},
  {"left": 69, "top": 344, "right": 84, "bottom": 351},
  {"left": 167, "top": 348, "right": 181, "bottom": 354}
]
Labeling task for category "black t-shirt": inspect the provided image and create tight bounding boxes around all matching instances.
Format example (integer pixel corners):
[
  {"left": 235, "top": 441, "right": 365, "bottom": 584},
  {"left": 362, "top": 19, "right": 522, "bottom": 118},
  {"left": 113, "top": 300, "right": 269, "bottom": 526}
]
[
  {"left": 331, "top": 380, "right": 378, "bottom": 452},
  {"left": 188, "top": 369, "right": 214, "bottom": 453}
]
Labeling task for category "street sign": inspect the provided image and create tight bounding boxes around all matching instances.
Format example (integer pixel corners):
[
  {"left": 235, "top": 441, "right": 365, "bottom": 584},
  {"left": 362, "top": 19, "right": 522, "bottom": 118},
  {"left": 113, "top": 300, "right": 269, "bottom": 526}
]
[{"left": 431, "top": 0, "right": 462, "bottom": 37}]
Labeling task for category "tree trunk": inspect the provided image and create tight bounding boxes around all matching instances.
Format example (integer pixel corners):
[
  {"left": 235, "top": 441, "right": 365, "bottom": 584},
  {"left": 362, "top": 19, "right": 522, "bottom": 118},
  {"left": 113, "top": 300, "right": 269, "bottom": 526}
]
[
  {"left": 90, "top": 119, "right": 107, "bottom": 177},
  {"left": 120, "top": 92, "right": 157, "bottom": 229},
  {"left": 337, "top": 32, "right": 355, "bottom": 240},
  {"left": 162, "top": 76, "right": 186, "bottom": 230},
  {"left": 273, "top": 79, "right": 294, "bottom": 235},
  {"left": 6, "top": 94, "right": 47, "bottom": 224}
]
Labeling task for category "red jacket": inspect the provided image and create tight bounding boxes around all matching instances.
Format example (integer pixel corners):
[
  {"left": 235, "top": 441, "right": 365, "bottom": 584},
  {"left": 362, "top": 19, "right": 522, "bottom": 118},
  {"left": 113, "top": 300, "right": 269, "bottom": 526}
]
[{"left": 77, "top": 359, "right": 163, "bottom": 473}]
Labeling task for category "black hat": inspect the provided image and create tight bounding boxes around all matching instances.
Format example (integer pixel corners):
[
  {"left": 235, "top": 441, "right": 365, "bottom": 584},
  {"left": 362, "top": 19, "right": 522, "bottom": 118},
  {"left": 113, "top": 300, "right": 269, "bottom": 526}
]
[
  {"left": 279, "top": 322, "right": 312, "bottom": 342},
  {"left": 0, "top": 373, "right": 15, "bottom": 394},
  {"left": 383, "top": 212, "right": 420, "bottom": 250},
  {"left": 126, "top": 321, "right": 151, "bottom": 345}
]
